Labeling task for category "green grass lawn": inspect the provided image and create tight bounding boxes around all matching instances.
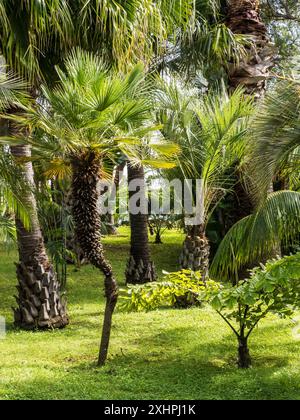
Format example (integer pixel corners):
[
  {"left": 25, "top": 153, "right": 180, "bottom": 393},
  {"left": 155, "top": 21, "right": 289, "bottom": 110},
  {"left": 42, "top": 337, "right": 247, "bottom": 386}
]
[{"left": 0, "top": 227, "right": 299, "bottom": 400}]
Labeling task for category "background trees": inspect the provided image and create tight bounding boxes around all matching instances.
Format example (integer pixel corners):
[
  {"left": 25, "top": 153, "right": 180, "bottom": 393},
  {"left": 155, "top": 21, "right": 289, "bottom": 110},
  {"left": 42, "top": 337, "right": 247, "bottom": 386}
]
[
  {"left": 0, "top": 0, "right": 299, "bottom": 372},
  {"left": 0, "top": 0, "right": 197, "bottom": 316}
]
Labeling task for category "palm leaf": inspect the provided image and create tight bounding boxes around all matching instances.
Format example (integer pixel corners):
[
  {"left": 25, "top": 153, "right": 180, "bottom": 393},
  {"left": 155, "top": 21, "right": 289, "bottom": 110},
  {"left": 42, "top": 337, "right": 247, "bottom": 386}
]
[{"left": 211, "top": 191, "right": 300, "bottom": 281}]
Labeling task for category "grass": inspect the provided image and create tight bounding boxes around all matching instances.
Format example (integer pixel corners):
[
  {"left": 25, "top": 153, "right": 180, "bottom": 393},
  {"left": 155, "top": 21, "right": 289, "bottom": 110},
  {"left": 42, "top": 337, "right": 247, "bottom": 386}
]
[{"left": 0, "top": 227, "right": 299, "bottom": 400}]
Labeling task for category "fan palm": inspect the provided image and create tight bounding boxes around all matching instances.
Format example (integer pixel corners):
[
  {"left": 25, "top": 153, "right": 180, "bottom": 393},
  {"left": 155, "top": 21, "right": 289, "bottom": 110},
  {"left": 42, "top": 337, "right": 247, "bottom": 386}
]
[
  {"left": 4, "top": 50, "right": 163, "bottom": 365},
  {"left": 156, "top": 79, "right": 253, "bottom": 278},
  {"left": 156, "top": 0, "right": 248, "bottom": 83},
  {"left": 0, "top": 0, "right": 195, "bottom": 331}
]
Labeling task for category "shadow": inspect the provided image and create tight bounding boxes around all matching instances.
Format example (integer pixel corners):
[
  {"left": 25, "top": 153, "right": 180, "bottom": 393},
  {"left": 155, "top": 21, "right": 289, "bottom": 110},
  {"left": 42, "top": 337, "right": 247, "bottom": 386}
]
[
  {"left": 1, "top": 315, "right": 298, "bottom": 400},
  {"left": 3, "top": 335, "right": 298, "bottom": 400}
]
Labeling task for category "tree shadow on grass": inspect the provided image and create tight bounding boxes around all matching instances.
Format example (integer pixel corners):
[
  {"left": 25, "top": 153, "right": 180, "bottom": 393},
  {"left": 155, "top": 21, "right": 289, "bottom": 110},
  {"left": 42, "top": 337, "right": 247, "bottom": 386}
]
[
  {"left": 4, "top": 342, "right": 297, "bottom": 400},
  {"left": 2, "top": 321, "right": 299, "bottom": 400}
]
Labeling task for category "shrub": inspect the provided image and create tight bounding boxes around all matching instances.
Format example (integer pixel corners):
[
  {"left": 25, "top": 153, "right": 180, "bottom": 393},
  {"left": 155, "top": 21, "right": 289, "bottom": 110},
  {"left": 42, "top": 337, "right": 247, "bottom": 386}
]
[{"left": 121, "top": 253, "right": 300, "bottom": 368}]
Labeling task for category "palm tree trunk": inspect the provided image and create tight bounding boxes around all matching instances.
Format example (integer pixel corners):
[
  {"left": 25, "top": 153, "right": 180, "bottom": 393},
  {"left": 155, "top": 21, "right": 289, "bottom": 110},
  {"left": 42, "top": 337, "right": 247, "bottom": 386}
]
[
  {"left": 226, "top": 0, "right": 275, "bottom": 99},
  {"left": 224, "top": 1, "right": 280, "bottom": 273},
  {"left": 71, "top": 152, "right": 118, "bottom": 366},
  {"left": 180, "top": 224, "right": 210, "bottom": 279},
  {"left": 106, "top": 162, "right": 126, "bottom": 235},
  {"left": 125, "top": 163, "right": 156, "bottom": 284},
  {"left": 11, "top": 144, "right": 68, "bottom": 330}
]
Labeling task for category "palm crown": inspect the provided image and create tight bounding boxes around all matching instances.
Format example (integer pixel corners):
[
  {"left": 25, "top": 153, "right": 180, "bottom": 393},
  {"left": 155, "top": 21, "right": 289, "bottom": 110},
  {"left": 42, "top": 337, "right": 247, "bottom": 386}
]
[
  {"left": 156, "top": 79, "right": 253, "bottom": 226},
  {"left": 9, "top": 49, "right": 155, "bottom": 171}
]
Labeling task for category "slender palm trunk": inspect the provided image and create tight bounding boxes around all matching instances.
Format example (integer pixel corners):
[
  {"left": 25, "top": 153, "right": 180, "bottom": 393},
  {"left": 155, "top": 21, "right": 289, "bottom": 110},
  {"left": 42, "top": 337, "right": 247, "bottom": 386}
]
[
  {"left": 226, "top": 0, "right": 275, "bottom": 99},
  {"left": 11, "top": 144, "right": 68, "bottom": 329},
  {"left": 106, "top": 162, "right": 126, "bottom": 235},
  {"left": 125, "top": 163, "right": 156, "bottom": 284},
  {"left": 71, "top": 152, "right": 118, "bottom": 366},
  {"left": 180, "top": 224, "right": 210, "bottom": 279}
]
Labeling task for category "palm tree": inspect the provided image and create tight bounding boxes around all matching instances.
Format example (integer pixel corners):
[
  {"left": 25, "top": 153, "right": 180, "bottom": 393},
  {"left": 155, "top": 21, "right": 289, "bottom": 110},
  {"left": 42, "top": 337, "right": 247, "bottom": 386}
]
[
  {"left": 156, "top": 79, "right": 253, "bottom": 278},
  {"left": 211, "top": 81, "right": 300, "bottom": 281},
  {"left": 219, "top": 1, "right": 279, "bottom": 265},
  {"left": 0, "top": 1, "right": 75, "bottom": 329},
  {"left": 0, "top": 0, "right": 196, "bottom": 328},
  {"left": 225, "top": 0, "right": 275, "bottom": 98},
  {"left": 124, "top": 135, "right": 178, "bottom": 284},
  {"left": 0, "top": 67, "right": 68, "bottom": 329},
  {"left": 126, "top": 162, "right": 156, "bottom": 283},
  {"left": 5, "top": 50, "right": 158, "bottom": 365}
]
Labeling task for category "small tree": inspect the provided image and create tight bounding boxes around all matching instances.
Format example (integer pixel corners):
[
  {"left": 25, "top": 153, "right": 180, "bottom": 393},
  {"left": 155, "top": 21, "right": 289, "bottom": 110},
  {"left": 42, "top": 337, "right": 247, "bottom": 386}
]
[
  {"left": 122, "top": 253, "right": 300, "bottom": 368},
  {"left": 148, "top": 214, "right": 176, "bottom": 244},
  {"left": 207, "top": 254, "right": 300, "bottom": 367}
]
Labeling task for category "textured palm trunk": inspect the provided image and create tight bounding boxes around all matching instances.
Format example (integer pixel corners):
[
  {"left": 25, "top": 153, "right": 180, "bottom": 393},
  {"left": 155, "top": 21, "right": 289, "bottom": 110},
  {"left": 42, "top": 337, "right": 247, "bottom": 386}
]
[
  {"left": 11, "top": 144, "right": 68, "bottom": 330},
  {"left": 125, "top": 163, "right": 156, "bottom": 284},
  {"left": 71, "top": 152, "right": 118, "bottom": 366},
  {"left": 225, "top": 1, "right": 280, "bottom": 271},
  {"left": 179, "top": 224, "right": 210, "bottom": 279},
  {"left": 226, "top": 0, "right": 275, "bottom": 99}
]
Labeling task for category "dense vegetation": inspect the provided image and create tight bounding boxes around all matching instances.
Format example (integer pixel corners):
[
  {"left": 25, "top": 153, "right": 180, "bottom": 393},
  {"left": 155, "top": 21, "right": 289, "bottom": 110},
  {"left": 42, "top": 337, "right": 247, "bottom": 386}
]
[
  {"left": 1, "top": 229, "right": 300, "bottom": 400},
  {"left": 0, "top": 0, "right": 300, "bottom": 401}
]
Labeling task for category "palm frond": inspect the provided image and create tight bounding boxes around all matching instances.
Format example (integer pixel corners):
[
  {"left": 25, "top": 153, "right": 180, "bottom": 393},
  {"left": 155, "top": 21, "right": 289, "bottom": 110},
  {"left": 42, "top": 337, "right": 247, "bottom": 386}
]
[
  {"left": 155, "top": 78, "right": 253, "bottom": 225},
  {"left": 0, "top": 68, "right": 27, "bottom": 110},
  {"left": 211, "top": 191, "right": 300, "bottom": 281},
  {"left": 249, "top": 81, "right": 300, "bottom": 201}
]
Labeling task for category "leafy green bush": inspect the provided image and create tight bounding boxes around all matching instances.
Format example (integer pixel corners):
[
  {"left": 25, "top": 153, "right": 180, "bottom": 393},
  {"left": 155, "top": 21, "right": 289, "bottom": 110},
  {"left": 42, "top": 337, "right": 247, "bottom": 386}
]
[
  {"left": 121, "top": 253, "right": 300, "bottom": 368},
  {"left": 120, "top": 270, "right": 219, "bottom": 311}
]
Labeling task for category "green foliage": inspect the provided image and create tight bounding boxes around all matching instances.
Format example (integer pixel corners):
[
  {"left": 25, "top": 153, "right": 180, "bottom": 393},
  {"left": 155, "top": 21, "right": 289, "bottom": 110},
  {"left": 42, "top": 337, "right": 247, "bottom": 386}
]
[
  {"left": 207, "top": 253, "right": 300, "bottom": 341},
  {"left": 0, "top": 205, "right": 15, "bottom": 245},
  {"left": 122, "top": 254, "right": 300, "bottom": 328},
  {"left": 250, "top": 81, "right": 300, "bottom": 200},
  {"left": 0, "top": 73, "right": 30, "bottom": 232},
  {"left": 1, "top": 229, "right": 300, "bottom": 399},
  {"left": 3, "top": 49, "right": 155, "bottom": 168},
  {"left": 120, "top": 269, "right": 219, "bottom": 312},
  {"left": 121, "top": 252, "right": 300, "bottom": 367},
  {"left": 0, "top": 0, "right": 195, "bottom": 82},
  {"left": 155, "top": 80, "right": 253, "bottom": 227},
  {"left": 161, "top": 1, "right": 249, "bottom": 82},
  {"left": 211, "top": 191, "right": 300, "bottom": 280}
]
